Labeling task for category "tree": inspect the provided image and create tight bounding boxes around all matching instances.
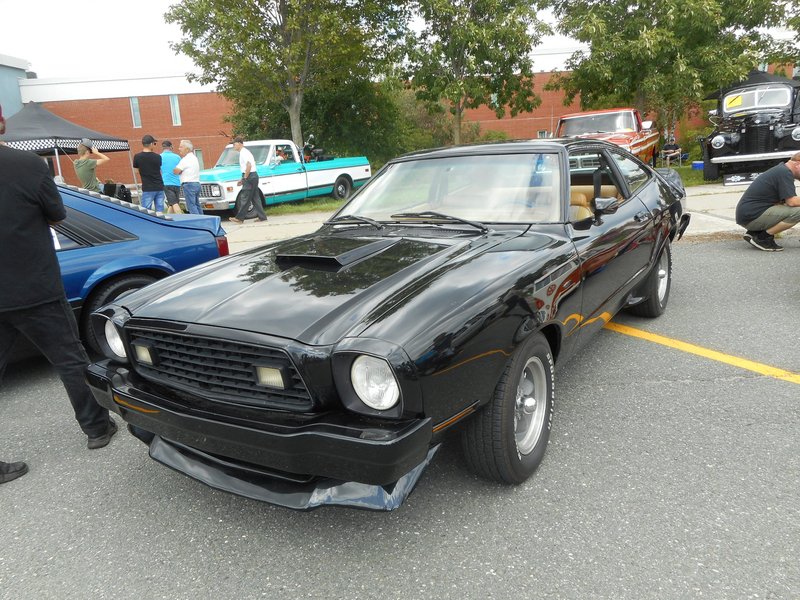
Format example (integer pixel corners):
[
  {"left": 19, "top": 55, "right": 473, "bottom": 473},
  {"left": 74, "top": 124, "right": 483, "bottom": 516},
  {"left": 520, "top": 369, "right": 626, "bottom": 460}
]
[
  {"left": 406, "top": 0, "right": 549, "bottom": 145},
  {"left": 548, "top": 0, "right": 799, "bottom": 131},
  {"left": 166, "top": 0, "right": 408, "bottom": 147}
]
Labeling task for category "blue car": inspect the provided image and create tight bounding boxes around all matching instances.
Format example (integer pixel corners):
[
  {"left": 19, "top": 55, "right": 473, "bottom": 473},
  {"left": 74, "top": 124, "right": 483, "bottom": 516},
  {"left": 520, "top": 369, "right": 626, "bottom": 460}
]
[{"left": 27, "top": 185, "right": 229, "bottom": 354}]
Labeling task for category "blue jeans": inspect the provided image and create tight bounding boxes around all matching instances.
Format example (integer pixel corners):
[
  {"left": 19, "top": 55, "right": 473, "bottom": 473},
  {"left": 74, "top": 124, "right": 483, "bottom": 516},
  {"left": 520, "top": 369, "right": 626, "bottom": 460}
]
[
  {"left": 141, "top": 190, "right": 165, "bottom": 212},
  {"left": 0, "top": 298, "right": 111, "bottom": 437},
  {"left": 182, "top": 182, "right": 202, "bottom": 214}
]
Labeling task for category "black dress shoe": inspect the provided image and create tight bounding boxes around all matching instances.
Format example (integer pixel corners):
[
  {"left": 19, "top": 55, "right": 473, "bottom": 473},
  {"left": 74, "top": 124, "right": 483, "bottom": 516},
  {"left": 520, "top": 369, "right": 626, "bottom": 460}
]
[
  {"left": 87, "top": 418, "right": 118, "bottom": 449},
  {"left": 0, "top": 460, "right": 29, "bottom": 484}
]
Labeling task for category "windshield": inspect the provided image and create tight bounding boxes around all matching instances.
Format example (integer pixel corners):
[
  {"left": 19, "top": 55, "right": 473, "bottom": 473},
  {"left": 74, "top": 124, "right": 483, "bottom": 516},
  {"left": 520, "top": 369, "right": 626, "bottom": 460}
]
[
  {"left": 558, "top": 112, "right": 636, "bottom": 136},
  {"left": 722, "top": 85, "right": 792, "bottom": 114},
  {"left": 215, "top": 145, "right": 272, "bottom": 167},
  {"left": 340, "top": 153, "right": 562, "bottom": 224}
]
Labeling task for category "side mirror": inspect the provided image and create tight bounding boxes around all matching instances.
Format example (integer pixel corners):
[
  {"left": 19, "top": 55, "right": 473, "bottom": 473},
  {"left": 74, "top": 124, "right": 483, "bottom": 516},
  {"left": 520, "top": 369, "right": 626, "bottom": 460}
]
[
  {"left": 641, "top": 120, "right": 653, "bottom": 130},
  {"left": 593, "top": 197, "right": 619, "bottom": 215}
]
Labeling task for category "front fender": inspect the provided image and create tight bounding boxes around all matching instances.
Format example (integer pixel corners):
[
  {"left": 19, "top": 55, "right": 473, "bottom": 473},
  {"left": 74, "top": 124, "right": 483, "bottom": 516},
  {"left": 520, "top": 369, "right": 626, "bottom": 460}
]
[{"left": 80, "top": 255, "right": 174, "bottom": 299}]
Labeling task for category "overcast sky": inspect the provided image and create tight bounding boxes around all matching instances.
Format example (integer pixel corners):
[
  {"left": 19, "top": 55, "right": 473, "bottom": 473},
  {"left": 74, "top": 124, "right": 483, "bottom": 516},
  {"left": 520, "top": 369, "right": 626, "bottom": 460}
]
[
  {"left": 0, "top": 0, "right": 196, "bottom": 79},
  {"left": 0, "top": 0, "right": 576, "bottom": 80}
]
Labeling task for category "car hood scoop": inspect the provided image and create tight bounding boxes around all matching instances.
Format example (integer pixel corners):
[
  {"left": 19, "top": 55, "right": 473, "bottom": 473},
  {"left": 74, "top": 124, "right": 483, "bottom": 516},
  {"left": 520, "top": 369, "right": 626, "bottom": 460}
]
[
  {"left": 121, "top": 231, "right": 502, "bottom": 345},
  {"left": 275, "top": 237, "right": 399, "bottom": 271}
]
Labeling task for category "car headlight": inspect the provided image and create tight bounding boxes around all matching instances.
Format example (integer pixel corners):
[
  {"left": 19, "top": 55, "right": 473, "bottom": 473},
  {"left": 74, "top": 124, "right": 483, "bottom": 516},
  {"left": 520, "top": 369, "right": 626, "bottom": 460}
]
[
  {"left": 211, "top": 185, "right": 222, "bottom": 197},
  {"left": 711, "top": 135, "right": 726, "bottom": 150},
  {"left": 351, "top": 355, "right": 400, "bottom": 411},
  {"left": 104, "top": 318, "right": 127, "bottom": 360},
  {"left": 792, "top": 127, "right": 800, "bottom": 142}
]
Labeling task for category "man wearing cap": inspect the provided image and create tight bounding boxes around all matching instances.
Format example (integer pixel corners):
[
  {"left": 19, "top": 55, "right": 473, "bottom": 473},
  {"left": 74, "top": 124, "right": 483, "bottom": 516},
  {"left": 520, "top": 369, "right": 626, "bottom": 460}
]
[
  {"left": 73, "top": 138, "right": 110, "bottom": 192},
  {"left": 229, "top": 136, "right": 267, "bottom": 223},
  {"left": 0, "top": 103, "right": 118, "bottom": 485},
  {"left": 160, "top": 140, "right": 182, "bottom": 214},
  {"left": 133, "top": 134, "right": 165, "bottom": 212}
]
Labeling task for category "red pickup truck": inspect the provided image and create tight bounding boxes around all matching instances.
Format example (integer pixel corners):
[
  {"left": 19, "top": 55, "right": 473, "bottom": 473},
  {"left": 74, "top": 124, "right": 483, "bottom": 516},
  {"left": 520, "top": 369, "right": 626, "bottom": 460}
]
[{"left": 556, "top": 108, "right": 660, "bottom": 165}]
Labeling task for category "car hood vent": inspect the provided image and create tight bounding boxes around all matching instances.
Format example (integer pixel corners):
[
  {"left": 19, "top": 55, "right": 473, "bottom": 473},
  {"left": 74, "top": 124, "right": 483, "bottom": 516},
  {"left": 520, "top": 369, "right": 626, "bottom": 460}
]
[{"left": 276, "top": 237, "right": 398, "bottom": 271}]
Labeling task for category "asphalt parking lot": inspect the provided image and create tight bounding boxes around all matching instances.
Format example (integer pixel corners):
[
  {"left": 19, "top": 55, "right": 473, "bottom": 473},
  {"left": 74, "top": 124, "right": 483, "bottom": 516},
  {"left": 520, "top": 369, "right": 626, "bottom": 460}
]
[{"left": 1, "top": 210, "right": 799, "bottom": 599}]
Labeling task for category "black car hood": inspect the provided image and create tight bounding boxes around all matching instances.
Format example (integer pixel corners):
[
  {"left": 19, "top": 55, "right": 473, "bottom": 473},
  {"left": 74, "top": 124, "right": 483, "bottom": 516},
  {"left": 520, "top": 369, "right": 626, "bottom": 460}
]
[{"left": 119, "top": 228, "right": 530, "bottom": 345}]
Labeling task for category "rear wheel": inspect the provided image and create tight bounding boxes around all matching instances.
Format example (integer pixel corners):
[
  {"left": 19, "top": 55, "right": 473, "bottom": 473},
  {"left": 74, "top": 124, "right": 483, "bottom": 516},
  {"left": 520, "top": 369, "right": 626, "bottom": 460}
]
[
  {"left": 332, "top": 176, "right": 352, "bottom": 201},
  {"left": 81, "top": 274, "right": 157, "bottom": 352},
  {"left": 462, "top": 332, "right": 554, "bottom": 484},
  {"left": 628, "top": 242, "right": 671, "bottom": 318}
]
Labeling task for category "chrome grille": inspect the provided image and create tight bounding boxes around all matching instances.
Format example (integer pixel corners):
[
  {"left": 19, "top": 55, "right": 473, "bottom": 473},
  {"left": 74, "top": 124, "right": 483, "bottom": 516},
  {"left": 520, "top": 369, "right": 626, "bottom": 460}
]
[
  {"left": 126, "top": 328, "right": 312, "bottom": 410},
  {"left": 180, "top": 184, "right": 222, "bottom": 199}
]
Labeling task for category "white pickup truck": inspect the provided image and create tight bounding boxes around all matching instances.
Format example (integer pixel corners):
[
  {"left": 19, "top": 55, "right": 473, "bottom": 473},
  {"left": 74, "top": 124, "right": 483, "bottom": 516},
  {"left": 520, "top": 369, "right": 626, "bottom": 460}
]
[{"left": 196, "top": 139, "right": 372, "bottom": 212}]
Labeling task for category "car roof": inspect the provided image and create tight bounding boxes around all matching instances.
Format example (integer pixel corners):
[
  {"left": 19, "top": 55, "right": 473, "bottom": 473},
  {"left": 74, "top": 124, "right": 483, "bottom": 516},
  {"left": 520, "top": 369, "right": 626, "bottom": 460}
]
[
  {"left": 394, "top": 138, "right": 618, "bottom": 161},
  {"left": 558, "top": 108, "right": 636, "bottom": 119}
]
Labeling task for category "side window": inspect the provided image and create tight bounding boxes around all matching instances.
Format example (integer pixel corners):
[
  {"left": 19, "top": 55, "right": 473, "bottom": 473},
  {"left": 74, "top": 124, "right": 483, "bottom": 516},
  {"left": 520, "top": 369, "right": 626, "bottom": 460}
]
[
  {"left": 567, "top": 150, "right": 624, "bottom": 222},
  {"left": 608, "top": 151, "right": 649, "bottom": 194}
]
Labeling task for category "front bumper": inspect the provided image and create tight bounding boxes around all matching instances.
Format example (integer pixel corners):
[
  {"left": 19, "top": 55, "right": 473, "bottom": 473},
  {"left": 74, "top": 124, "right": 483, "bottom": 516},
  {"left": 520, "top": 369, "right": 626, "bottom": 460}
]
[
  {"left": 710, "top": 149, "right": 799, "bottom": 164},
  {"left": 86, "top": 361, "right": 433, "bottom": 490},
  {"left": 199, "top": 197, "right": 235, "bottom": 211}
]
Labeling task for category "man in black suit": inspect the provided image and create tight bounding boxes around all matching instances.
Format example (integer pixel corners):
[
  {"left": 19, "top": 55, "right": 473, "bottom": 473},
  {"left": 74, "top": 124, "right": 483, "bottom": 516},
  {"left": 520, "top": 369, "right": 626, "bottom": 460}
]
[{"left": 0, "top": 104, "right": 117, "bottom": 485}]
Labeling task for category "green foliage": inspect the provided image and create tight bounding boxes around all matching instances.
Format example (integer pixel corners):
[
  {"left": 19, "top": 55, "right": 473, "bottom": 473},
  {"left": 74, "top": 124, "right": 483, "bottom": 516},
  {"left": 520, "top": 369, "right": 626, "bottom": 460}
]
[
  {"left": 548, "top": 0, "right": 798, "bottom": 129},
  {"left": 406, "top": 0, "right": 550, "bottom": 145},
  {"left": 166, "top": 0, "right": 409, "bottom": 146}
]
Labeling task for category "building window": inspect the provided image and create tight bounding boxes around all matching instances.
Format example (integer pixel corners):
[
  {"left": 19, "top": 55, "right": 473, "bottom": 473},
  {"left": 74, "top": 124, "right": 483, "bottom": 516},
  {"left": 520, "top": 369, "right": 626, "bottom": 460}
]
[
  {"left": 169, "top": 95, "right": 182, "bottom": 126},
  {"left": 130, "top": 97, "right": 141, "bottom": 128},
  {"left": 537, "top": 130, "right": 549, "bottom": 139}
]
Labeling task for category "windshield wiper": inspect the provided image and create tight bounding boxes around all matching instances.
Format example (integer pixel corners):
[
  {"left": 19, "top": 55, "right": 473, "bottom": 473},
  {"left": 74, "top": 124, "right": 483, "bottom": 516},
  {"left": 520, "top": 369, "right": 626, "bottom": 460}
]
[
  {"left": 389, "top": 211, "right": 488, "bottom": 233},
  {"left": 326, "top": 214, "right": 384, "bottom": 229}
]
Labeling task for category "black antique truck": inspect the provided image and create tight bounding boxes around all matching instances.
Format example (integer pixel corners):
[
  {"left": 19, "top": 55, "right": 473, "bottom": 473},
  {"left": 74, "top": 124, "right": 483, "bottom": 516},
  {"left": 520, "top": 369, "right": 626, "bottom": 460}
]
[{"left": 702, "top": 70, "right": 800, "bottom": 183}]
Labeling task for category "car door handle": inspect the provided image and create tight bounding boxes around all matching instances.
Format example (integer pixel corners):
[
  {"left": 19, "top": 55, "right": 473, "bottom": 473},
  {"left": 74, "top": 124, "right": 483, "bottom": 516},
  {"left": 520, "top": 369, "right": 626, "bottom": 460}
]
[{"left": 634, "top": 211, "right": 651, "bottom": 222}]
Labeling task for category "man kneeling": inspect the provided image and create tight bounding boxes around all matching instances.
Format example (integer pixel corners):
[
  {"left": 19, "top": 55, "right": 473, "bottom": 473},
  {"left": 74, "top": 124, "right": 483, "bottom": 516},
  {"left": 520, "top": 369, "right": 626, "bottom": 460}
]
[{"left": 736, "top": 153, "right": 800, "bottom": 251}]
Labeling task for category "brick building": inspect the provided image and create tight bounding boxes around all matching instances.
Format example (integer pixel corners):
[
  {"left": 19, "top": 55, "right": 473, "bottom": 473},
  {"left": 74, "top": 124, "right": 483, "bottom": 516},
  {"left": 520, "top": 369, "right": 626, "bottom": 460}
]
[
  {"left": 463, "top": 72, "right": 581, "bottom": 139},
  {"left": 19, "top": 75, "right": 233, "bottom": 189}
]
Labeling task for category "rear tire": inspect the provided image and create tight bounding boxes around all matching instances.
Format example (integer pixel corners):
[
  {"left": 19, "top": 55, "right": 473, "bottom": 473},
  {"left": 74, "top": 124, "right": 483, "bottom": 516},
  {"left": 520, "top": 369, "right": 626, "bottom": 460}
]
[
  {"left": 628, "top": 242, "right": 671, "bottom": 318},
  {"left": 332, "top": 176, "right": 352, "bottom": 200},
  {"left": 81, "top": 274, "right": 157, "bottom": 352},
  {"left": 462, "top": 332, "right": 554, "bottom": 484}
]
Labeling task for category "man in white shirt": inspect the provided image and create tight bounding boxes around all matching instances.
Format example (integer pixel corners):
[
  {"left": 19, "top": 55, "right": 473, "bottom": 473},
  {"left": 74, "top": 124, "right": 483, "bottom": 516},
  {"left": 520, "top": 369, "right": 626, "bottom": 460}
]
[
  {"left": 230, "top": 137, "right": 267, "bottom": 223},
  {"left": 173, "top": 139, "right": 202, "bottom": 214}
]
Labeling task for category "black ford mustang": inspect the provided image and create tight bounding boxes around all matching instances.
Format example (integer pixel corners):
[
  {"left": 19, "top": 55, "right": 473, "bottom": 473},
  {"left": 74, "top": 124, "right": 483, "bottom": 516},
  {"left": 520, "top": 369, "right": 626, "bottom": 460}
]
[{"left": 87, "top": 140, "right": 690, "bottom": 510}]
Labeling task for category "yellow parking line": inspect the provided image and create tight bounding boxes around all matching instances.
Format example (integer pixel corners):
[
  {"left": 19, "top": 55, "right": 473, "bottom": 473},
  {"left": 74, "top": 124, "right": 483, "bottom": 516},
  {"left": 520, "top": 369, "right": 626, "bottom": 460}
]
[{"left": 605, "top": 322, "right": 800, "bottom": 385}]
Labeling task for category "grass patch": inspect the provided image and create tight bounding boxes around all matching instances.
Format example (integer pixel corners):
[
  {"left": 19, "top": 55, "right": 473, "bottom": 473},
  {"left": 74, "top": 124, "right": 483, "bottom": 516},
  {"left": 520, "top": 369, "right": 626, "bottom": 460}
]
[
  {"left": 266, "top": 196, "right": 345, "bottom": 216},
  {"left": 671, "top": 165, "right": 720, "bottom": 187}
]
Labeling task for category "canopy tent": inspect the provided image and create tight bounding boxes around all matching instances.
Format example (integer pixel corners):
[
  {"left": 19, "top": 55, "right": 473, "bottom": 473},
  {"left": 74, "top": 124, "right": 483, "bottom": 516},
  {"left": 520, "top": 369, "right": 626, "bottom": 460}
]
[
  {"left": 0, "top": 102, "right": 134, "bottom": 181},
  {"left": 704, "top": 70, "right": 800, "bottom": 101}
]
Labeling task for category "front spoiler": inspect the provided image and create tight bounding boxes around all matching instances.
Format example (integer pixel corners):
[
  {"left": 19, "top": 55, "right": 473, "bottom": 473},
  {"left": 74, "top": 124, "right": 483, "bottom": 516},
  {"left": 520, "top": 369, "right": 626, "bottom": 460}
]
[{"left": 147, "top": 434, "right": 440, "bottom": 511}]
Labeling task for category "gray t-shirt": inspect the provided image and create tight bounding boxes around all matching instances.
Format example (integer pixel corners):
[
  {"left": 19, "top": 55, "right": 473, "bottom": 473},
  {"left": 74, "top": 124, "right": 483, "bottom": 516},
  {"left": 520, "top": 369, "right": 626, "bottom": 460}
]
[{"left": 735, "top": 162, "right": 797, "bottom": 225}]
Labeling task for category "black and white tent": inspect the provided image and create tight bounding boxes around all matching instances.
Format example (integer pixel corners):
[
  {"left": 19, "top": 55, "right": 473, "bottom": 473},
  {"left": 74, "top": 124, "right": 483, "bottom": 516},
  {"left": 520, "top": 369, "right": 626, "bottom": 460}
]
[{"left": 0, "top": 102, "right": 134, "bottom": 180}]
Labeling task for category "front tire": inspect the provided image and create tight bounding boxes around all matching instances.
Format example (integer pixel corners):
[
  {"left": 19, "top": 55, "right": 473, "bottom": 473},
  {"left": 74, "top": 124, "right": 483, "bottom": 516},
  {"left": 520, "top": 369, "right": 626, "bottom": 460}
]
[
  {"left": 628, "top": 242, "right": 671, "bottom": 318},
  {"left": 703, "top": 145, "right": 719, "bottom": 181},
  {"left": 332, "top": 176, "right": 352, "bottom": 201},
  {"left": 462, "top": 332, "right": 554, "bottom": 484},
  {"left": 81, "top": 274, "right": 157, "bottom": 352}
]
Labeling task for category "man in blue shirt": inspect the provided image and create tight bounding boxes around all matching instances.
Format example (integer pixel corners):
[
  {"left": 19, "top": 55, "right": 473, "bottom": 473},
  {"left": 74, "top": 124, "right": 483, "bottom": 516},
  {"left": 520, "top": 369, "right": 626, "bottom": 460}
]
[{"left": 160, "top": 140, "right": 183, "bottom": 214}]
